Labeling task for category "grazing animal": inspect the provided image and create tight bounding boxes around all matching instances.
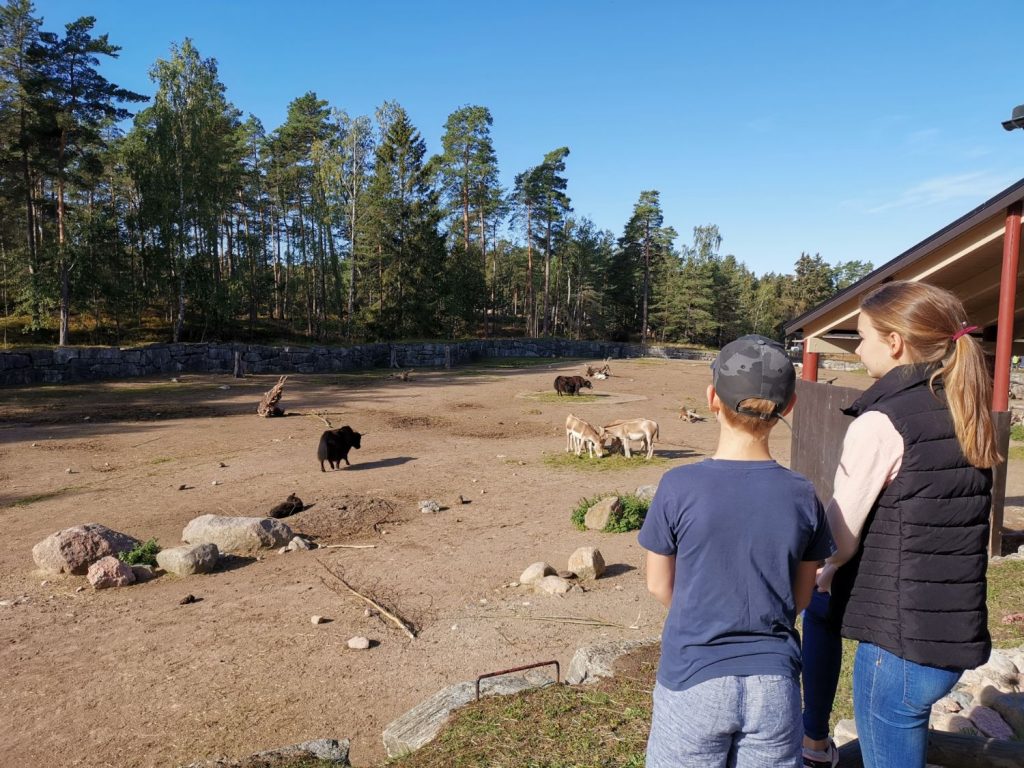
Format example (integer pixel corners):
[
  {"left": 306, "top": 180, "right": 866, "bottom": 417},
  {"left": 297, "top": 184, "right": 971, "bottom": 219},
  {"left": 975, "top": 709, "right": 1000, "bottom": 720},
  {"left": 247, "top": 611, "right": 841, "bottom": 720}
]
[
  {"left": 679, "top": 407, "right": 705, "bottom": 422},
  {"left": 600, "top": 418, "right": 660, "bottom": 460},
  {"left": 564, "top": 414, "right": 606, "bottom": 457},
  {"left": 568, "top": 375, "right": 592, "bottom": 392},
  {"left": 317, "top": 425, "right": 362, "bottom": 471},
  {"left": 554, "top": 375, "right": 579, "bottom": 396}
]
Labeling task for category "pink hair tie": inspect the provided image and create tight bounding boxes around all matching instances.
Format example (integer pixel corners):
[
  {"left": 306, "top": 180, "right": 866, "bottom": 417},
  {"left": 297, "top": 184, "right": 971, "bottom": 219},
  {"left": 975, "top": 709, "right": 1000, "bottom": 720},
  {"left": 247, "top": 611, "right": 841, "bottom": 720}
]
[{"left": 951, "top": 324, "right": 978, "bottom": 342}]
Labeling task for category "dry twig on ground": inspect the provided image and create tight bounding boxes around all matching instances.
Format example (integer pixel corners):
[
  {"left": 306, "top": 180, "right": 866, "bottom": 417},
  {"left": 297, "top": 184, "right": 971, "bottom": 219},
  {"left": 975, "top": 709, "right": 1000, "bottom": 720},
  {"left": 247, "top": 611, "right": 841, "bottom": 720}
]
[{"left": 316, "top": 559, "right": 417, "bottom": 639}]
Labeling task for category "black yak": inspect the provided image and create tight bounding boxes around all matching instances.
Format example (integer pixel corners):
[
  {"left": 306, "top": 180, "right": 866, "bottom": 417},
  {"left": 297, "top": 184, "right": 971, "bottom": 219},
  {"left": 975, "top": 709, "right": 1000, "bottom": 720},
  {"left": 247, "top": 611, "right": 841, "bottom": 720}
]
[{"left": 317, "top": 426, "right": 362, "bottom": 471}]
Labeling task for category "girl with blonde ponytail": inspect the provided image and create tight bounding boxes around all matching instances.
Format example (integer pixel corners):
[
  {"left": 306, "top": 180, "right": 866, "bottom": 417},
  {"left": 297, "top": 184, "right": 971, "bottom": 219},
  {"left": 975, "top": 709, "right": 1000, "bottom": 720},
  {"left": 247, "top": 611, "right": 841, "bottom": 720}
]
[{"left": 801, "top": 281, "right": 999, "bottom": 768}]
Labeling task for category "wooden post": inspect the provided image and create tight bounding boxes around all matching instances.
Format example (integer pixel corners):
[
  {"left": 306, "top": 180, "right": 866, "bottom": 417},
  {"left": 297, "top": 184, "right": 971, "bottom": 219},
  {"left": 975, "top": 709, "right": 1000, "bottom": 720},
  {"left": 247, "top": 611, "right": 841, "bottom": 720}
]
[
  {"left": 992, "top": 201, "right": 1022, "bottom": 412},
  {"left": 838, "top": 730, "right": 1024, "bottom": 768},
  {"left": 988, "top": 201, "right": 1022, "bottom": 557},
  {"left": 802, "top": 345, "right": 819, "bottom": 382}
]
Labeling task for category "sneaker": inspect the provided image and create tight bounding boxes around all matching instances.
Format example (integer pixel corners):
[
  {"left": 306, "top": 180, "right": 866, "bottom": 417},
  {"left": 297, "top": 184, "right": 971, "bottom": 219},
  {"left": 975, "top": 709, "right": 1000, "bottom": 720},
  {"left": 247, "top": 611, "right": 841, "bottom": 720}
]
[{"left": 802, "top": 739, "right": 839, "bottom": 768}]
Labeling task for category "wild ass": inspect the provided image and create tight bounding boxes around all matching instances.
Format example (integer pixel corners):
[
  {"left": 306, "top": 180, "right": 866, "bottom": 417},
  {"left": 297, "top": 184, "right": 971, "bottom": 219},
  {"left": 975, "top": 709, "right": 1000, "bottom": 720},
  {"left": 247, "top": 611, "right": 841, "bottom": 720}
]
[
  {"left": 600, "top": 418, "right": 659, "bottom": 460},
  {"left": 564, "top": 414, "right": 605, "bottom": 458}
]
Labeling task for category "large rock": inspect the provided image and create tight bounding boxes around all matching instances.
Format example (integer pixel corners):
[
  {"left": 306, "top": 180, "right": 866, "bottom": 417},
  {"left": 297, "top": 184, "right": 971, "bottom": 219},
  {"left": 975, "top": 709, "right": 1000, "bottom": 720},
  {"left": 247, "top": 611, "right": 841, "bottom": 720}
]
[
  {"left": 32, "top": 523, "right": 141, "bottom": 575},
  {"left": 965, "top": 705, "right": 1015, "bottom": 739},
  {"left": 383, "top": 675, "right": 552, "bottom": 757},
  {"left": 567, "top": 546, "right": 605, "bottom": 580},
  {"left": 182, "top": 738, "right": 351, "bottom": 767},
  {"left": 182, "top": 515, "right": 292, "bottom": 555},
  {"left": 519, "top": 562, "right": 555, "bottom": 584},
  {"left": 156, "top": 544, "right": 219, "bottom": 575},
  {"left": 978, "top": 684, "right": 1024, "bottom": 735},
  {"left": 87, "top": 556, "right": 136, "bottom": 589},
  {"left": 585, "top": 497, "right": 621, "bottom": 531},
  {"left": 635, "top": 484, "right": 658, "bottom": 502},
  {"left": 566, "top": 638, "right": 660, "bottom": 684}
]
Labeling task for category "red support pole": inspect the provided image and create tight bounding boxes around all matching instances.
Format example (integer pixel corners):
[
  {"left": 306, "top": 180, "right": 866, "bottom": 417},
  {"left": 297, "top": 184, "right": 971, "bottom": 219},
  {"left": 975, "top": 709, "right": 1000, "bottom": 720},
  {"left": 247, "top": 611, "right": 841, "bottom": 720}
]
[
  {"left": 992, "top": 201, "right": 1022, "bottom": 412},
  {"left": 802, "top": 346, "right": 819, "bottom": 383}
]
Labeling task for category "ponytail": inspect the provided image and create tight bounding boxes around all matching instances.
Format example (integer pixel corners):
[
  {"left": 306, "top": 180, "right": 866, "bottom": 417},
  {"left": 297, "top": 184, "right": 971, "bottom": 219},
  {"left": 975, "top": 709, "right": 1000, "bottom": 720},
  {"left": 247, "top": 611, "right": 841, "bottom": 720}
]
[{"left": 860, "top": 281, "right": 1002, "bottom": 468}]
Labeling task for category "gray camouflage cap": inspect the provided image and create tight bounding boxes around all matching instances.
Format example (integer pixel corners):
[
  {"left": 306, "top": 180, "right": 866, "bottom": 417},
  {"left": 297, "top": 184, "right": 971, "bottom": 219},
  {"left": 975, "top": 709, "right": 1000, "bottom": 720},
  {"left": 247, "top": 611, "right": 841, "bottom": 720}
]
[{"left": 711, "top": 334, "right": 796, "bottom": 419}]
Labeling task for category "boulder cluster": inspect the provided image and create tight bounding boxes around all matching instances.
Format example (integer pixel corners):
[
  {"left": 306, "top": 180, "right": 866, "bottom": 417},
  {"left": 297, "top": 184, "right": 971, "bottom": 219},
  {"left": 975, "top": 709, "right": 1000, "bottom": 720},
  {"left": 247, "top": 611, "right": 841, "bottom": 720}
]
[
  {"left": 518, "top": 547, "right": 606, "bottom": 595},
  {"left": 31, "top": 514, "right": 314, "bottom": 588}
]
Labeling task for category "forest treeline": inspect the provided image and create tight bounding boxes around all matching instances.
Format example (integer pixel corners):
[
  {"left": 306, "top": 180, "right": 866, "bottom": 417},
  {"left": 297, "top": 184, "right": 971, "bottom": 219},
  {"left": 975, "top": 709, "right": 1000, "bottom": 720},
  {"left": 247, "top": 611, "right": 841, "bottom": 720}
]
[{"left": 0, "top": 1, "right": 872, "bottom": 348}]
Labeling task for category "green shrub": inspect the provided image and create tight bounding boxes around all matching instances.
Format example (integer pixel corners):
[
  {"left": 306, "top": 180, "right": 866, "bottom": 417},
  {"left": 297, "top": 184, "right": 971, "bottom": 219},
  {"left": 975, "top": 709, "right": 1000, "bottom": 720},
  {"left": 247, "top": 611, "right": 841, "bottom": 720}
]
[
  {"left": 1011, "top": 424, "right": 1024, "bottom": 441},
  {"left": 118, "top": 538, "right": 161, "bottom": 566},
  {"left": 570, "top": 493, "right": 650, "bottom": 533}
]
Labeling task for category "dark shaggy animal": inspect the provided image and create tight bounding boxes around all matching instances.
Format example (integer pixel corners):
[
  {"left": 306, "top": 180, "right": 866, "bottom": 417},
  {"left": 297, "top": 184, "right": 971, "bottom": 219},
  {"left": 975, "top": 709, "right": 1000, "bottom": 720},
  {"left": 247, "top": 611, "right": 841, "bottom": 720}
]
[
  {"left": 317, "top": 426, "right": 362, "bottom": 471},
  {"left": 554, "top": 375, "right": 579, "bottom": 396},
  {"left": 269, "top": 493, "right": 303, "bottom": 518},
  {"left": 567, "top": 375, "right": 592, "bottom": 392}
]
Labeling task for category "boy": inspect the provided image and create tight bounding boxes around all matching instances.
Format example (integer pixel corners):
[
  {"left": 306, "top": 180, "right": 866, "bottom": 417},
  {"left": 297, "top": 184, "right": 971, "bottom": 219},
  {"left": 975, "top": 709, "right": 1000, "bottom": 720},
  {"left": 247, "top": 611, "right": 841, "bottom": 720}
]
[{"left": 639, "top": 335, "right": 833, "bottom": 767}]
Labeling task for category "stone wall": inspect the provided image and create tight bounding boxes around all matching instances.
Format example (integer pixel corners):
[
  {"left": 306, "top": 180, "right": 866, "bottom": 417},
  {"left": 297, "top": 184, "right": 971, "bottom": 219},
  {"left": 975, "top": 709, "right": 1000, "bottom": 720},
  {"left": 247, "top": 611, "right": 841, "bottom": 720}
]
[{"left": 0, "top": 339, "right": 716, "bottom": 387}]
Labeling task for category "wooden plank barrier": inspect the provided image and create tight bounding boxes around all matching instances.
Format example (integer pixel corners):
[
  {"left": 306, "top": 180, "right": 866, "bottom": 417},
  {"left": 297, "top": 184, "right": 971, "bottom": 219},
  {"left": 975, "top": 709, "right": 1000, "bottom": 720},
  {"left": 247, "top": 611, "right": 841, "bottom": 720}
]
[{"left": 838, "top": 731, "right": 1024, "bottom": 768}]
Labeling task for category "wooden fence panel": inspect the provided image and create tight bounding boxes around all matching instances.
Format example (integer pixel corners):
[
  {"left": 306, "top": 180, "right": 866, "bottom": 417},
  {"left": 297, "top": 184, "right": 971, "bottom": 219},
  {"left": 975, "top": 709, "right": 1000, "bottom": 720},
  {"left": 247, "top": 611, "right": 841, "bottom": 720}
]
[{"left": 790, "top": 379, "right": 860, "bottom": 503}]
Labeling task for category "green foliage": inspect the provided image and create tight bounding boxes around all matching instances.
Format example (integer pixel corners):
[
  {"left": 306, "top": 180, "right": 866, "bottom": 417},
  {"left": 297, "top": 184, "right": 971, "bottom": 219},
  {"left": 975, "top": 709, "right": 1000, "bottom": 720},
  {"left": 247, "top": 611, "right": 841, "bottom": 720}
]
[
  {"left": 1011, "top": 424, "right": 1024, "bottom": 441},
  {"left": 117, "top": 538, "right": 161, "bottom": 566},
  {"left": 605, "top": 493, "right": 650, "bottom": 533},
  {"left": 570, "top": 492, "right": 650, "bottom": 532}
]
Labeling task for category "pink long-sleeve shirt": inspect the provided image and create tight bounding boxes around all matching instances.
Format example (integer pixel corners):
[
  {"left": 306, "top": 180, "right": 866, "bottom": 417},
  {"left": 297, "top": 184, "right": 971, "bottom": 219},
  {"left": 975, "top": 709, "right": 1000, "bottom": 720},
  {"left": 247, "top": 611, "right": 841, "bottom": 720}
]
[{"left": 817, "top": 410, "right": 903, "bottom": 592}]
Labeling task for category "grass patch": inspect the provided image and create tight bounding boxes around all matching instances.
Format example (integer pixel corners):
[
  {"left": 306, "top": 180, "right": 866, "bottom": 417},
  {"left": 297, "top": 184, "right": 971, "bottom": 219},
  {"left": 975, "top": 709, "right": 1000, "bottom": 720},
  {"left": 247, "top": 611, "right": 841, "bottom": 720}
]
[
  {"left": 1009, "top": 446, "right": 1024, "bottom": 461},
  {"left": 9, "top": 487, "right": 77, "bottom": 506},
  {"left": 545, "top": 453, "right": 669, "bottom": 471},
  {"left": 570, "top": 492, "right": 651, "bottom": 532},
  {"left": 1011, "top": 424, "right": 1024, "bottom": 442},
  {"left": 528, "top": 392, "right": 601, "bottom": 404},
  {"left": 389, "top": 672, "right": 652, "bottom": 768},
  {"left": 988, "top": 558, "right": 1024, "bottom": 647},
  {"left": 150, "top": 456, "right": 173, "bottom": 465},
  {"left": 118, "top": 538, "right": 161, "bottom": 567}
]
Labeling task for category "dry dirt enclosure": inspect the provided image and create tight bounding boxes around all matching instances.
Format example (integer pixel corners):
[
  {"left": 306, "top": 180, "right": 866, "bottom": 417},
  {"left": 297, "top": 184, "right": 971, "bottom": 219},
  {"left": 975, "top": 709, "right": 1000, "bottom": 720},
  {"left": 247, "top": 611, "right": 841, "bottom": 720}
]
[{"left": 0, "top": 359, "right": 1019, "bottom": 768}]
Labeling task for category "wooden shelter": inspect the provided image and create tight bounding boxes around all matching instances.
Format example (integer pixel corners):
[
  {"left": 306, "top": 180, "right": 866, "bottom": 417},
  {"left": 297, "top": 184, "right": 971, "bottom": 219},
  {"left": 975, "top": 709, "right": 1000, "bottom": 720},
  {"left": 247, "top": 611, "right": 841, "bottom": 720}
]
[{"left": 785, "top": 178, "right": 1024, "bottom": 555}]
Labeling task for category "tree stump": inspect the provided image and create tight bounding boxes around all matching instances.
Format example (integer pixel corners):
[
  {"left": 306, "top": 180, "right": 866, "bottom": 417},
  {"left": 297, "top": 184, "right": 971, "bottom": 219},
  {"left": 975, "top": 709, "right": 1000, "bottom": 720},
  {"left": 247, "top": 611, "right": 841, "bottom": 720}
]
[{"left": 257, "top": 375, "right": 287, "bottom": 417}]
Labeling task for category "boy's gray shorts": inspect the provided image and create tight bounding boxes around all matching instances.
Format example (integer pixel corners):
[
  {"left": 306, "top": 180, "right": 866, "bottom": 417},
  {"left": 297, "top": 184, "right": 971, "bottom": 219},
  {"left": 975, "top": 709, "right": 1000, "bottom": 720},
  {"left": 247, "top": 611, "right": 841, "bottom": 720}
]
[{"left": 646, "top": 675, "right": 802, "bottom": 768}]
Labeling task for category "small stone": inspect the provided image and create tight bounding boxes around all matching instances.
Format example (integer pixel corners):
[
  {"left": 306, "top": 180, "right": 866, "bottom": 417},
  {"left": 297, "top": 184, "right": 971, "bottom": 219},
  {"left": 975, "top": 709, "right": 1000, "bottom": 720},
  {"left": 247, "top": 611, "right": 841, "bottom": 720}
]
[
  {"left": 567, "top": 547, "right": 606, "bottom": 580},
  {"left": 478, "top": 598, "right": 487, "bottom": 604},
  {"left": 211, "top": 480, "right": 221, "bottom": 486},
  {"left": 0, "top": 600, "right": 11, "bottom": 607},
  {"left": 458, "top": 495, "right": 470, "bottom": 504},
  {"left": 288, "top": 536, "right": 312, "bottom": 551},
  {"left": 178, "top": 484, "right": 189, "bottom": 491},
  {"left": 833, "top": 718, "right": 857, "bottom": 747},
  {"left": 311, "top": 615, "right": 326, "bottom": 625},
  {"left": 87, "top": 556, "right": 136, "bottom": 589},
  {"left": 635, "top": 484, "right": 658, "bottom": 501},
  {"left": 65, "top": 468, "right": 74, "bottom": 474},
  {"left": 75, "top": 586, "right": 85, "bottom": 593},
  {"left": 535, "top": 575, "right": 572, "bottom": 595},
  {"left": 83, "top": 416, "right": 90, "bottom": 421},
  {"left": 179, "top": 594, "right": 197, "bottom": 605},
  {"left": 450, "top": 624, "right": 458, "bottom": 631},
  {"left": 519, "top": 562, "right": 555, "bottom": 584},
  {"left": 278, "top": 546, "right": 288, "bottom": 554},
  {"left": 585, "top": 497, "right": 621, "bottom": 530},
  {"left": 508, "top": 582, "right": 519, "bottom": 588},
  {"left": 219, "top": 462, "right": 227, "bottom": 468},
  {"left": 347, "top": 636, "right": 370, "bottom": 650},
  {"left": 965, "top": 705, "right": 1014, "bottom": 739},
  {"left": 364, "top": 608, "right": 376, "bottom": 618},
  {"left": 419, "top": 500, "right": 441, "bottom": 514},
  {"left": 40, "top": 580, "right": 49, "bottom": 587},
  {"left": 557, "top": 570, "right": 576, "bottom": 580},
  {"left": 31, "top": 442, "right": 37, "bottom": 447}
]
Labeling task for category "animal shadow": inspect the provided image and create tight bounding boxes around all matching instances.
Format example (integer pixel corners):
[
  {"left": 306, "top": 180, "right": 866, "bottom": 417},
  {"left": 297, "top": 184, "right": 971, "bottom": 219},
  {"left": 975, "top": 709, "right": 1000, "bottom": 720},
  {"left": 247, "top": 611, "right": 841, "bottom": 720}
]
[
  {"left": 214, "top": 554, "right": 258, "bottom": 573},
  {"left": 345, "top": 456, "right": 415, "bottom": 471},
  {"left": 655, "top": 448, "right": 698, "bottom": 460}
]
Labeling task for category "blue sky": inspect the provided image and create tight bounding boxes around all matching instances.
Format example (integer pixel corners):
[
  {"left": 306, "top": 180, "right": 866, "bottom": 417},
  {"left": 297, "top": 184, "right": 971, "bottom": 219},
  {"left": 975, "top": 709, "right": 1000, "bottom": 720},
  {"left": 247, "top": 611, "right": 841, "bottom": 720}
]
[{"left": 35, "top": 0, "right": 1024, "bottom": 277}]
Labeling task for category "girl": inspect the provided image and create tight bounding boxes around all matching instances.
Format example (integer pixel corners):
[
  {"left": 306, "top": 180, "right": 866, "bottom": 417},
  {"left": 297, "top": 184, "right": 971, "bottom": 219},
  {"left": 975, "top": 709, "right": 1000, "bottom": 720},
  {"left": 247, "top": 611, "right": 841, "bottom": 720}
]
[{"left": 802, "top": 280, "right": 1000, "bottom": 768}]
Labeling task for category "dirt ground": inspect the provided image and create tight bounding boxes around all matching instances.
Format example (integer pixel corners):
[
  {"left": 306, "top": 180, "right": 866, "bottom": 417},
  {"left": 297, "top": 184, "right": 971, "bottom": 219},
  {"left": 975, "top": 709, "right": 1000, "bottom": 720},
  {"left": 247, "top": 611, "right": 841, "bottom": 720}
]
[{"left": 1, "top": 359, "right": 1022, "bottom": 768}]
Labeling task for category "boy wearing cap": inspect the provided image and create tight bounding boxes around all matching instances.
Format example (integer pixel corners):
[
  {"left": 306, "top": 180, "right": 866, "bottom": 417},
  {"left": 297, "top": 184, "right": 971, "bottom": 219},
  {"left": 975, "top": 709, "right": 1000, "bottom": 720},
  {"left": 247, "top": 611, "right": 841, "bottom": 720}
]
[{"left": 639, "top": 335, "right": 833, "bottom": 767}]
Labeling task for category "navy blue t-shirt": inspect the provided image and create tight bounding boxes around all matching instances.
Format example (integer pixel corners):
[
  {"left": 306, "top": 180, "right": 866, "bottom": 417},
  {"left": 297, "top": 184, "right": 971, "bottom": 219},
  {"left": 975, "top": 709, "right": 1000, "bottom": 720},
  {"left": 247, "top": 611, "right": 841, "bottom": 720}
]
[{"left": 638, "top": 459, "right": 833, "bottom": 692}]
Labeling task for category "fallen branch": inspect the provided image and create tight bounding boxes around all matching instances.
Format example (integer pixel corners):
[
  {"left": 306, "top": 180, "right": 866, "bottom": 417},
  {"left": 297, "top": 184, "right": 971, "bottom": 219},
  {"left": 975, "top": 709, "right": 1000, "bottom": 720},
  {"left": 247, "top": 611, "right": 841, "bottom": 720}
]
[
  {"left": 308, "top": 411, "right": 333, "bottom": 428},
  {"left": 316, "top": 559, "right": 416, "bottom": 639},
  {"left": 465, "top": 613, "right": 640, "bottom": 630},
  {"left": 131, "top": 436, "right": 162, "bottom": 449},
  {"left": 322, "top": 543, "right": 377, "bottom": 549}
]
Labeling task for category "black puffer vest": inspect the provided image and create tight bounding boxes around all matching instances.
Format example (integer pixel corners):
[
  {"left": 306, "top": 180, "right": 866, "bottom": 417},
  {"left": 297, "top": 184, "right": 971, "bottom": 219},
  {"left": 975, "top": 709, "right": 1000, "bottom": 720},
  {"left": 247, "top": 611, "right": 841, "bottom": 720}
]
[{"left": 830, "top": 364, "right": 992, "bottom": 670}]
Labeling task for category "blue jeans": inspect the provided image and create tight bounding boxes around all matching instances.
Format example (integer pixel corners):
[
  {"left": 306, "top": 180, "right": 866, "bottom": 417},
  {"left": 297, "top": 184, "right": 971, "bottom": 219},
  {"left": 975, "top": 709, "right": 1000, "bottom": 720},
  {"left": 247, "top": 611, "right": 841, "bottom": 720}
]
[
  {"left": 647, "top": 676, "right": 802, "bottom": 767},
  {"left": 801, "top": 590, "right": 843, "bottom": 741},
  {"left": 853, "top": 643, "right": 961, "bottom": 768}
]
